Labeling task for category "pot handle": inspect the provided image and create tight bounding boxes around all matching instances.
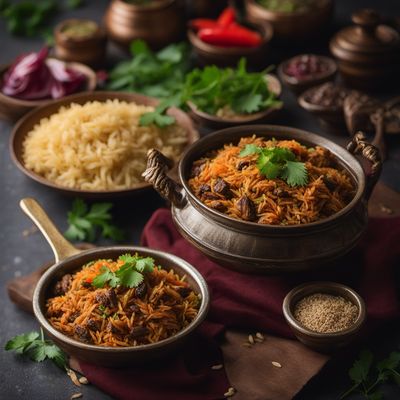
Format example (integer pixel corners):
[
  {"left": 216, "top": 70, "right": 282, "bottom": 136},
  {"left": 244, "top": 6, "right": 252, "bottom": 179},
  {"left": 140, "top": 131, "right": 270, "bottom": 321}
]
[
  {"left": 346, "top": 132, "right": 382, "bottom": 200},
  {"left": 20, "top": 198, "right": 81, "bottom": 263},
  {"left": 142, "top": 149, "right": 187, "bottom": 209}
]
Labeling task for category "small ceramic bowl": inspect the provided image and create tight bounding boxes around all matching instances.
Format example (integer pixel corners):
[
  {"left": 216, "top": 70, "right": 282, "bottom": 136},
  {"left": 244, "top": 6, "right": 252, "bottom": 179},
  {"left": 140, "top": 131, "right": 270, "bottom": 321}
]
[
  {"left": 278, "top": 54, "right": 337, "bottom": 95},
  {"left": 282, "top": 281, "right": 366, "bottom": 352},
  {"left": 0, "top": 61, "right": 96, "bottom": 122},
  {"left": 54, "top": 19, "right": 107, "bottom": 67},
  {"left": 187, "top": 74, "right": 282, "bottom": 130},
  {"left": 298, "top": 83, "right": 352, "bottom": 134},
  {"left": 245, "top": 0, "right": 333, "bottom": 42},
  {"left": 187, "top": 21, "right": 273, "bottom": 67}
]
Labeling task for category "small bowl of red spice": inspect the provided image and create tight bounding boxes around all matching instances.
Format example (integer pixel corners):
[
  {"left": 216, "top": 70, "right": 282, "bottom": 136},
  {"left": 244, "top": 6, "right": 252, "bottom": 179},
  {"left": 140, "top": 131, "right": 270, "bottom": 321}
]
[
  {"left": 278, "top": 54, "right": 337, "bottom": 94},
  {"left": 283, "top": 281, "right": 366, "bottom": 353},
  {"left": 188, "top": 6, "right": 273, "bottom": 67}
]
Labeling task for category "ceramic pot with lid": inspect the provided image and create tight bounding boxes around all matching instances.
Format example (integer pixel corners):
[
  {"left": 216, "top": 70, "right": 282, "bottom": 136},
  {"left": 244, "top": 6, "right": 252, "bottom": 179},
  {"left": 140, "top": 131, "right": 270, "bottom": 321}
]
[
  {"left": 330, "top": 9, "right": 400, "bottom": 90},
  {"left": 104, "top": 0, "right": 184, "bottom": 51},
  {"left": 143, "top": 125, "right": 381, "bottom": 274}
]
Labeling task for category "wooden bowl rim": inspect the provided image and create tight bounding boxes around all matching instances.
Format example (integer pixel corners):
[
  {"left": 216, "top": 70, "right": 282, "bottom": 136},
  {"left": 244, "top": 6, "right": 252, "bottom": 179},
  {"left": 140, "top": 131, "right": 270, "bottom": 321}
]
[
  {"left": 282, "top": 281, "right": 366, "bottom": 338},
  {"left": 10, "top": 91, "right": 199, "bottom": 196}
]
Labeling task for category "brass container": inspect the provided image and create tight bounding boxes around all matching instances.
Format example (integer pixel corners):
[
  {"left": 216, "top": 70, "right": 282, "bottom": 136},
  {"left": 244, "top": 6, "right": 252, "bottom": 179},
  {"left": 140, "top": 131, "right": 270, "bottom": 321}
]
[
  {"left": 54, "top": 19, "right": 107, "bottom": 67},
  {"left": 245, "top": 0, "right": 333, "bottom": 42},
  {"left": 143, "top": 125, "right": 381, "bottom": 274},
  {"left": 330, "top": 9, "right": 400, "bottom": 90},
  {"left": 104, "top": 0, "right": 185, "bottom": 50}
]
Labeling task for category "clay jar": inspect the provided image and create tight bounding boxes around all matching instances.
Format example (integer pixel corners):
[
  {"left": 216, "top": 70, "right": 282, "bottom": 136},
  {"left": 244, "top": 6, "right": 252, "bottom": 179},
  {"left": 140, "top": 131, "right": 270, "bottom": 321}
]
[
  {"left": 330, "top": 9, "right": 400, "bottom": 91},
  {"left": 104, "top": 0, "right": 185, "bottom": 50}
]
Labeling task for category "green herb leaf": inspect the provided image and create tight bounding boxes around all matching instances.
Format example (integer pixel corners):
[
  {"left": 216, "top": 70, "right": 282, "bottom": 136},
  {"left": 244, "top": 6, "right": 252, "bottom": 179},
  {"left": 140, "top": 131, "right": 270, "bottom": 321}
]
[
  {"left": 66, "top": 0, "right": 83, "bottom": 10},
  {"left": 282, "top": 161, "right": 308, "bottom": 187},
  {"left": 240, "top": 145, "right": 308, "bottom": 187},
  {"left": 239, "top": 144, "right": 261, "bottom": 157},
  {"left": 5, "top": 332, "right": 39, "bottom": 354},
  {"left": 5, "top": 329, "right": 66, "bottom": 370},
  {"left": 92, "top": 253, "right": 154, "bottom": 289},
  {"left": 64, "top": 199, "right": 124, "bottom": 243},
  {"left": 92, "top": 266, "right": 115, "bottom": 288},
  {"left": 349, "top": 350, "right": 374, "bottom": 384}
]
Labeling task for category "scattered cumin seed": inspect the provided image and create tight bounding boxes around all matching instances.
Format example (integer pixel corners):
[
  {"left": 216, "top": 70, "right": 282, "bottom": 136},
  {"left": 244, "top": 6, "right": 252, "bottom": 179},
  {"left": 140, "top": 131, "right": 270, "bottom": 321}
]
[
  {"left": 379, "top": 203, "right": 393, "bottom": 215},
  {"left": 242, "top": 342, "right": 252, "bottom": 347},
  {"left": 248, "top": 334, "right": 254, "bottom": 344},
  {"left": 224, "top": 387, "right": 236, "bottom": 397},
  {"left": 272, "top": 361, "right": 282, "bottom": 368},
  {"left": 67, "top": 369, "right": 81, "bottom": 387},
  {"left": 256, "top": 332, "right": 264, "bottom": 340},
  {"left": 70, "top": 394, "right": 82, "bottom": 400},
  {"left": 211, "top": 364, "right": 223, "bottom": 370},
  {"left": 78, "top": 376, "right": 89, "bottom": 385}
]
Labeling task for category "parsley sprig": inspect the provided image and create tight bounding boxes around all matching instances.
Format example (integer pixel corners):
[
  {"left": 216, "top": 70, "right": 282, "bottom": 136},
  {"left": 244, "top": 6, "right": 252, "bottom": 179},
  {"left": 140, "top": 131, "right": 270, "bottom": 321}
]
[
  {"left": 5, "top": 328, "right": 67, "bottom": 370},
  {"left": 92, "top": 253, "right": 155, "bottom": 289},
  {"left": 64, "top": 199, "right": 124, "bottom": 242},
  {"left": 341, "top": 349, "right": 400, "bottom": 399},
  {"left": 239, "top": 144, "right": 308, "bottom": 187}
]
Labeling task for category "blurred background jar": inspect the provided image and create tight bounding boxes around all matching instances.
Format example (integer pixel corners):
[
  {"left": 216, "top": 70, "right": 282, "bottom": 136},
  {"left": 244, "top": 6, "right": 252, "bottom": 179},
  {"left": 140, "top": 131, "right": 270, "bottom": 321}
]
[
  {"left": 105, "top": 0, "right": 185, "bottom": 51},
  {"left": 54, "top": 19, "right": 107, "bottom": 67}
]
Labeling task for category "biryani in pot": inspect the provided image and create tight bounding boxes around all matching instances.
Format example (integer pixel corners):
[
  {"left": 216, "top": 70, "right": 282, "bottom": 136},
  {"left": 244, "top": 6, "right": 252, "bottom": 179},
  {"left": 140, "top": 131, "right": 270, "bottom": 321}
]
[
  {"left": 22, "top": 100, "right": 188, "bottom": 191},
  {"left": 188, "top": 135, "right": 355, "bottom": 225},
  {"left": 46, "top": 253, "right": 200, "bottom": 347}
]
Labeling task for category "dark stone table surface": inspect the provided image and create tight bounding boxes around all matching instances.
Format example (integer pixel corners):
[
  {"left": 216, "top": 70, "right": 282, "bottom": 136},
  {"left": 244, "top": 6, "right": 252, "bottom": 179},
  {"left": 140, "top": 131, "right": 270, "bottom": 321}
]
[{"left": 0, "top": 1, "right": 399, "bottom": 399}]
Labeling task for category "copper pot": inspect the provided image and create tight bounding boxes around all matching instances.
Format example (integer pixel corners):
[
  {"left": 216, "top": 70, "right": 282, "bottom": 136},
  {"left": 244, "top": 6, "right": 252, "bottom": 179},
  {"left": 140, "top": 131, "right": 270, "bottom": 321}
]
[
  {"left": 245, "top": 0, "right": 333, "bottom": 42},
  {"left": 104, "top": 0, "right": 185, "bottom": 50},
  {"left": 143, "top": 125, "right": 381, "bottom": 274}
]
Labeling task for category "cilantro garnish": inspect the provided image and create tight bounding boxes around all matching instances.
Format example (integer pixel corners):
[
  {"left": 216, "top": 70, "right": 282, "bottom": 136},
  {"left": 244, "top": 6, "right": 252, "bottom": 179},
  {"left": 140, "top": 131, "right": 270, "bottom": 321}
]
[
  {"left": 239, "top": 144, "right": 308, "bottom": 187},
  {"left": 182, "top": 58, "right": 282, "bottom": 116},
  {"left": 64, "top": 199, "right": 124, "bottom": 242},
  {"left": 5, "top": 328, "right": 67, "bottom": 370},
  {"left": 92, "top": 253, "right": 155, "bottom": 289},
  {"left": 341, "top": 349, "right": 400, "bottom": 399}
]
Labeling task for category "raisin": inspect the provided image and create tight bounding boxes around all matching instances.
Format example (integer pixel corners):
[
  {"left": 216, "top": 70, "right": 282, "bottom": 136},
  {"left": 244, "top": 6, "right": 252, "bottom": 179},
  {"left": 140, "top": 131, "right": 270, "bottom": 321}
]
[{"left": 236, "top": 195, "right": 257, "bottom": 221}]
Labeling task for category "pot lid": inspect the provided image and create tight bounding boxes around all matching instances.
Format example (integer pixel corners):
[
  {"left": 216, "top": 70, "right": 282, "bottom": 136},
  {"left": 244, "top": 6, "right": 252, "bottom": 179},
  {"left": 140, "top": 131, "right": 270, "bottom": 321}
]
[{"left": 331, "top": 9, "right": 400, "bottom": 61}]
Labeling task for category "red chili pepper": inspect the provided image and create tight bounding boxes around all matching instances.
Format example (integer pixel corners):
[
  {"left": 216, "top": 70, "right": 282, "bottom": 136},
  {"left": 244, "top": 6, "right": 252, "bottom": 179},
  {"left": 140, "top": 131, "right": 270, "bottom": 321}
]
[
  {"left": 189, "top": 18, "right": 219, "bottom": 31},
  {"left": 217, "top": 7, "right": 236, "bottom": 28},
  {"left": 198, "top": 26, "right": 262, "bottom": 48}
]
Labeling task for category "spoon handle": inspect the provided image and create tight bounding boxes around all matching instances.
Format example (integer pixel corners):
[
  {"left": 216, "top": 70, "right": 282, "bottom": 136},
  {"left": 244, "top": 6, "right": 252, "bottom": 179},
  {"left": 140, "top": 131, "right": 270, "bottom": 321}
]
[{"left": 20, "top": 198, "right": 81, "bottom": 263}]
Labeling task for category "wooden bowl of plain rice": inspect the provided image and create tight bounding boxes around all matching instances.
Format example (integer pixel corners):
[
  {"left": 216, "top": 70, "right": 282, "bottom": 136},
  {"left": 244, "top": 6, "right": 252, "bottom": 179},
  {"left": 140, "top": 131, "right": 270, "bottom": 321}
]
[
  {"left": 10, "top": 91, "right": 199, "bottom": 197},
  {"left": 282, "top": 281, "right": 366, "bottom": 352}
]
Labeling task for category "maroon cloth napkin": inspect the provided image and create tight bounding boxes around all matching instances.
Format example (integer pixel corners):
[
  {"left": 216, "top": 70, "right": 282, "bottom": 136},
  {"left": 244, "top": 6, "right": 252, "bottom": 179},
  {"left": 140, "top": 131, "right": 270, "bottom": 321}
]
[{"left": 79, "top": 209, "right": 400, "bottom": 399}]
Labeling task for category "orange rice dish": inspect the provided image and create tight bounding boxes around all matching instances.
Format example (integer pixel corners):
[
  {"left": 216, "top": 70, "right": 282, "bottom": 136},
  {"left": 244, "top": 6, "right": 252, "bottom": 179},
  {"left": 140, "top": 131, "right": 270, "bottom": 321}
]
[
  {"left": 188, "top": 135, "right": 355, "bottom": 225},
  {"left": 46, "top": 257, "right": 200, "bottom": 347}
]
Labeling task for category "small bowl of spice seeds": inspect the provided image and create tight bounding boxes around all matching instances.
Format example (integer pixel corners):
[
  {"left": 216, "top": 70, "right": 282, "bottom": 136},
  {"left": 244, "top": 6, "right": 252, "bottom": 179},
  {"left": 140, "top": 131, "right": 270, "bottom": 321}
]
[{"left": 282, "top": 281, "right": 366, "bottom": 352}]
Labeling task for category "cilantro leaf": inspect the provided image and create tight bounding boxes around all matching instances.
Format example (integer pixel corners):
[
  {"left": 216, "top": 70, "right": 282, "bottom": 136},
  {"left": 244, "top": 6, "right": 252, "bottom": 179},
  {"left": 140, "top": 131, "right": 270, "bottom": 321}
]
[
  {"left": 5, "top": 329, "right": 66, "bottom": 370},
  {"left": 282, "top": 161, "right": 308, "bottom": 187},
  {"left": 118, "top": 253, "right": 137, "bottom": 264},
  {"left": 233, "top": 93, "right": 263, "bottom": 114},
  {"left": 135, "top": 257, "right": 155, "bottom": 273},
  {"left": 239, "top": 144, "right": 261, "bottom": 157},
  {"left": 240, "top": 145, "right": 308, "bottom": 187},
  {"left": 5, "top": 331, "right": 39, "bottom": 354},
  {"left": 116, "top": 267, "right": 144, "bottom": 288},
  {"left": 64, "top": 199, "right": 124, "bottom": 243},
  {"left": 92, "top": 266, "right": 115, "bottom": 288},
  {"left": 350, "top": 350, "right": 373, "bottom": 384}
]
